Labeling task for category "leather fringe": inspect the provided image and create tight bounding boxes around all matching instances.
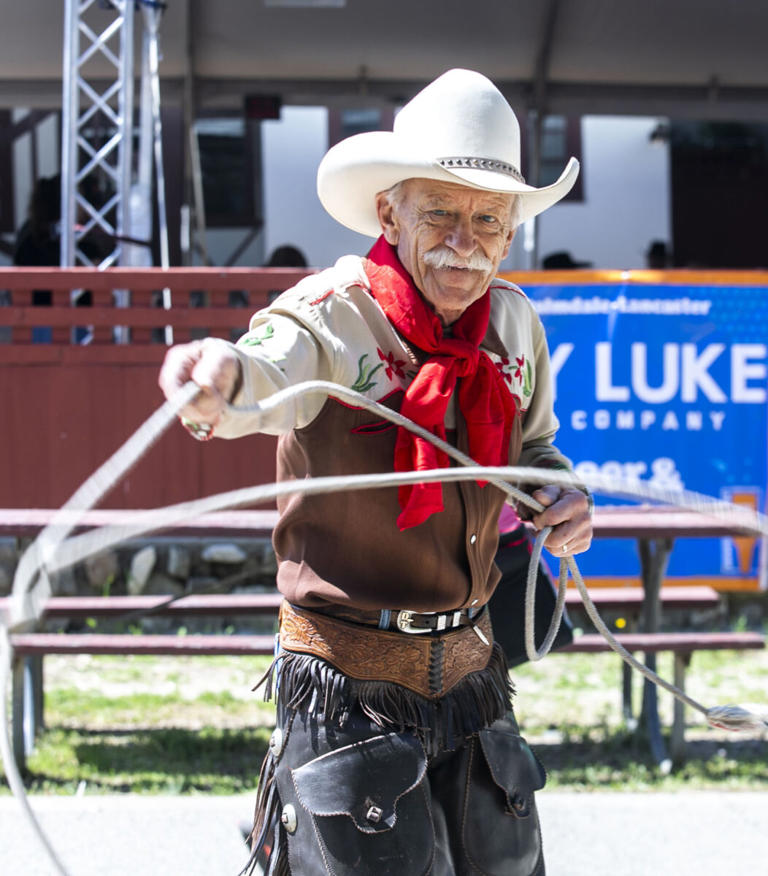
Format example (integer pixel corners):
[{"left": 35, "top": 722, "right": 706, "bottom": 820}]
[
  {"left": 240, "top": 748, "right": 275, "bottom": 873},
  {"left": 240, "top": 755, "right": 291, "bottom": 876},
  {"left": 261, "top": 642, "right": 513, "bottom": 756}
]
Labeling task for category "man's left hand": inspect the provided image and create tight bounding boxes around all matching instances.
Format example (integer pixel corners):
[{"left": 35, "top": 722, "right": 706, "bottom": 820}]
[{"left": 529, "top": 485, "right": 593, "bottom": 556}]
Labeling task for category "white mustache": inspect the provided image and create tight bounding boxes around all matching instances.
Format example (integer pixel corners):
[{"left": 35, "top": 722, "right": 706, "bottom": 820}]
[{"left": 422, "top": 247, "right": 493, "bottom": 272}]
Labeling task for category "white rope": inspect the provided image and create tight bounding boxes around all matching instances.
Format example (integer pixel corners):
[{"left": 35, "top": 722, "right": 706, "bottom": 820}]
[
  {"left": 7, "top": 382, "right": 199, "bottom": 634},
  {"left": 2, "top": 378, "right": 767, "bottom": 874},
  {"left": 524, "top": 527, "right": 767, "bottom": 731},
  {"left": 524, "top": 524, "right": 569, "bottom": 661},
  {"left": 1, "top": 382, "right": 198, "bottom": 876}
]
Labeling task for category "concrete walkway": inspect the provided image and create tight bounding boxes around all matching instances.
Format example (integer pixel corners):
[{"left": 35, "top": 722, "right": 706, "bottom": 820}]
[{"left": 1, "top": 791, "right": 766, "bottom": 875}]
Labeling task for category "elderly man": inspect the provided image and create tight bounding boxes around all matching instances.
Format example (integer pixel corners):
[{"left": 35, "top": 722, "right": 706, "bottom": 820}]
[{"left": 160, "top": 69, "right": 591, "bottom": 876}]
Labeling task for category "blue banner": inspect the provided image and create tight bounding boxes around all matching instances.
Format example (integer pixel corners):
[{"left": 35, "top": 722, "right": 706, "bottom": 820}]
[{"left": 523, "top": 280, "right": 768, "bottom": 589}]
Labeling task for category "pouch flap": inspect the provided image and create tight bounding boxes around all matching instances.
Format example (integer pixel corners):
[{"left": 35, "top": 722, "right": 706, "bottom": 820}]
[
  {"left": 292, "top": 732, "right": 426, "bottom": 833},
  {"left": 478, "top": 724, "right": 546, "bottom": 811}
]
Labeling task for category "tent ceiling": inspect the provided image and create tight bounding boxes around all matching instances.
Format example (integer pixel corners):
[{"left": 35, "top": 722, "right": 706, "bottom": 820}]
[{"left": 3, "top": 0, "right": 768, "bottom": 120}]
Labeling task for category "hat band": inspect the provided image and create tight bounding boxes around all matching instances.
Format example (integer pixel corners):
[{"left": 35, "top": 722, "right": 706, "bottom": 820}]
[{"left": 437, "top": 156, "right": 526, "bottom": 184}]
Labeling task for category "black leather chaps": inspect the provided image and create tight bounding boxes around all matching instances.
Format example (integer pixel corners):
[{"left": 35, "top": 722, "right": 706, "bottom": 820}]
[{"left": 257, "top": 701, "right": 546, "bottom": 876}]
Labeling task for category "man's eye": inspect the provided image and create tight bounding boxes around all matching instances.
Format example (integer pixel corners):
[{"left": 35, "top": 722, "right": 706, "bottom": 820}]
[
  {"left": 430, "top": 209, "right": 449, "bottom": 217},
  {"left": 478, "top": 215, "right": 499, "bottom": 225}
]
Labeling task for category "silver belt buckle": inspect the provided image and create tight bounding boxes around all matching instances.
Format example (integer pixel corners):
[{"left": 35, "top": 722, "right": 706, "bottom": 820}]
[{"left": 395, "top": 610, "right": 431, "bottom": 634}]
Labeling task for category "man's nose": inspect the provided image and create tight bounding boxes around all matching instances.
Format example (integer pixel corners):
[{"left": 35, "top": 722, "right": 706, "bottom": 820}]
[{"left": 444, "top": 216, "right": 477, "bottom": 257}]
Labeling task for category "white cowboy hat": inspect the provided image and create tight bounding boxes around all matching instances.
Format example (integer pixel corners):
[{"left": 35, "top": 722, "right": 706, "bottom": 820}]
[{"left": 317, "top": 68, "right": 579, "bottom": 237}]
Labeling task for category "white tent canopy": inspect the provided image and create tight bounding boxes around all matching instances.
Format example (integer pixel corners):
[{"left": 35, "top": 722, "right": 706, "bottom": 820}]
[{"left": 2, "top": 0, "right": 768, "bottom": 120}]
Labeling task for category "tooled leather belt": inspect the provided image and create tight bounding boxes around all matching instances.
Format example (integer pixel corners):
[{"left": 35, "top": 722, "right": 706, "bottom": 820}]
[
  {"left": 278, "top": 600, "right": 495, "bottom": 699},
  {"left": 316, "top": 603, "right": 484, "bottom": 635}
]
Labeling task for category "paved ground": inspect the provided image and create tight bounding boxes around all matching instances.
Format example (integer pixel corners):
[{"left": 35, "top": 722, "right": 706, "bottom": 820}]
[{"left": 1, "top": 790, "right": 766, "bottom": 875}]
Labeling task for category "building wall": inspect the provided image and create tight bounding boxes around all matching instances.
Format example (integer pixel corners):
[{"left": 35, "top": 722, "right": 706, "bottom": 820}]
[
  {"left": 261, "top": 110, "right": 672, "bottom": 272},
  {"left": 261, "top": 106, "right": 372, "bottom": 268},
  {"left": 535, "top": 116, "right": 671, "bottom": 271},
  {"left": 0, "top": 346, "right": 278, "bottom": 509},
  {"left": 0, "top": 108, "right": 671, "bottom": 272}
]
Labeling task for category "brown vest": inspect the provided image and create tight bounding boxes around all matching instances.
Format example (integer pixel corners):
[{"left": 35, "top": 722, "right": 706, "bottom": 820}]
[{"left": 273, "top": 391, "right": 523, "bottom": 613}]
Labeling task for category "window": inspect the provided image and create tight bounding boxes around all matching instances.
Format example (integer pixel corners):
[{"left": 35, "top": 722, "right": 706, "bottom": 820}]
[
  {"left": 522, "top": 114, "right": 584, "bottom": 202},
  {"left": 0, "top": 109, "right": 15, "bottom": 236},
  {"left": 328, "top": 107, "right": 395, "bottom": 147},
  {"left": 196, "top": 117, "right": 263, "bottom": 227}
]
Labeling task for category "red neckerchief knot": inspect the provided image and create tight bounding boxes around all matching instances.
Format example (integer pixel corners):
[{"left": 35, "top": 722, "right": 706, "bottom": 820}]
[{"left": 364, "top": 235, "right": 517, "bottom": 530}]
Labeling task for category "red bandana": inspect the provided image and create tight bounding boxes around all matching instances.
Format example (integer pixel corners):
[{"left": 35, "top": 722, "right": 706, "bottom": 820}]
[{"left": 364, "top": 236, "right": 517, "bottom": 530}]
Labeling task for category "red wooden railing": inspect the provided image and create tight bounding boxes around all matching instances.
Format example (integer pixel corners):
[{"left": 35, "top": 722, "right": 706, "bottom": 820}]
[
  {"left": 0, "top": 267, "right": 313, "bottom": 346},
  {"left": 0, "top": 267, "right": 314, "bottom": 510}
]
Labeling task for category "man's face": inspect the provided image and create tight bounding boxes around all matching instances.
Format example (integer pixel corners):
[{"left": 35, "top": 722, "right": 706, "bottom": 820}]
[{"left": 376, "top": 178, "right": 516, "bottom": 325}]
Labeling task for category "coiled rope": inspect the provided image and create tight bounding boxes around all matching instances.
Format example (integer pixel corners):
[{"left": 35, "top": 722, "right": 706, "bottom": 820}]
[{"left": 1, "top": 379, "right": 766, "bottom": 875}]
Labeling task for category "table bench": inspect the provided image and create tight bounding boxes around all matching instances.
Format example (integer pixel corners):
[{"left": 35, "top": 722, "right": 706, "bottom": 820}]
[
  {"left": 0, "top": 584, "right": 731, "bottom": 771},
  {"left": 1, "top": 506, "right": 763, "bottom": 772},
  {"left": 559, "top": 630, "right": 765, "bottom": 765},
  {"left": 2, "top": 592, "right": 286, "bottom": 770},
  {"left": 0, "top": 584, "right": 721, "bottom": 622},
  {"left": 581, "top": 505, "right": 764, "bottom": 766}
]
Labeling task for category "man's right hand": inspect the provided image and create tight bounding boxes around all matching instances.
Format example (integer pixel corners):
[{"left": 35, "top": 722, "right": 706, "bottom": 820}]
[{"left": 158, "top": 338, "right": 242, "bottom": 427}]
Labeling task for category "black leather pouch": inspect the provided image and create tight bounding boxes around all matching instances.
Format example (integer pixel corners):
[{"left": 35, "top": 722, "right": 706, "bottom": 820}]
[{"left": 289, "top": 732, "right": 432, "bottom": 875}]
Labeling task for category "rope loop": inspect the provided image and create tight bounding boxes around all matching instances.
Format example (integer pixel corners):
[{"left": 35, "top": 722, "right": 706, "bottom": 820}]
[{"left": 525, "top": 526, "right": 569, "bottom": 663}]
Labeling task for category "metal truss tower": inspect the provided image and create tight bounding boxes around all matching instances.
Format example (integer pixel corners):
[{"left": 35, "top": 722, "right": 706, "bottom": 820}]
[{"left": 60, "top": 0, "right": 136, "bottom": 268}]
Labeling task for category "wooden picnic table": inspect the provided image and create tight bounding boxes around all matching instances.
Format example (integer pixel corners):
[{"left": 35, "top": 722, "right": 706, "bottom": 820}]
[
  {"left": 577, "top": 504, "right": 763, "bottom": 766},
  {"left": 1, "top": 504, "right": 763, "bottom": 770},
  {"left": 0, "top": 584, "right": 720, "bottom": 619}
]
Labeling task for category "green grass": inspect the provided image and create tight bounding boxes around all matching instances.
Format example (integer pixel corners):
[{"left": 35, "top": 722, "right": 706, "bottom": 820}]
[
  {"left": 23, "top": 725, "right": 271, "bottom": 794},
  {"left": 2, "top": 646, "right": 766, "bottom": 795},
  {"left": 511, "top": 643, "right": 768, "bottom": 790},
  {"left": 532, "top": 723, "right": 768, "bottom": 791},
  {"left": 44, "top": 687, "right": 248, "bottom": 723}
]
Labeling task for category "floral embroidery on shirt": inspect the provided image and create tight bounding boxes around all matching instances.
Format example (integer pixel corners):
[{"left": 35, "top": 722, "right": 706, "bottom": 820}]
[
  {"left": 495, "top": 353, "right": 532, "bottom": 397},
  {"left": 351, "top": 353, "right": 384, "bottom": 392},
  {"left": 517, "top": 356, "right": 533, "bottom": 397},
  {"left": 377, "top": 347, "right": 407, "bottom": 381},
  {"left": 309, "top": 289, "right": 334, "bottom": 306},
  {"left": 241, "top": 323, "right": 275, "bottom": 346},
  {"left": 495, "top": 356, "right": 513, "bottom": 385},
  {"left": 239, "top": 322, "right": 287, "bottom": 364}
]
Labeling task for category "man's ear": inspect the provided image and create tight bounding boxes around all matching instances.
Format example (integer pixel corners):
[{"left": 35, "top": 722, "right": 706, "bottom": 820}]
[{"left": 375, "top": 192, "right": 399, "bottom": 245}]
